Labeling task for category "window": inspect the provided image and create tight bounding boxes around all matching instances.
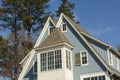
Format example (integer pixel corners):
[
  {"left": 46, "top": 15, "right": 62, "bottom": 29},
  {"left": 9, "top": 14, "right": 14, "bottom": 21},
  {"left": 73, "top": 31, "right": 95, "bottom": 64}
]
[
  {"left": 41, "top": 53, "right": 47, "bottom": 71},
  {"left": 108, "top": 51, "right": 113, "bottom": 66},
  {"left": 33, "top": 61, "right": 37, "bottom": 74},
  {"left": 61, "top": 23, "right": 67, "bottom": 32},
  {"left": 75, "top": 50, "right": 88, "bottom": 66},
  {"left": 81, "top": 51, "right": 88, "bottom": 65},
  {"left": 66, "top": 50, "right": 71, "bottom": 69},
  {"left": 55, "top": 50, "right": 62, "bottom": 69},
  {"left": 83, "top": 75, "right": 106, "bottom": 80},
  {"left": 116, "top": 56, "right": 119, "bottom": 70},
  {"left": 40, "top": 49, "right": 62, "bottom": 72},
  {"left": 49, "top": 26, "right": 55, "bottom": 34},
  {"left": 48, "top": 51, "right": 54, "bottom": 70}
]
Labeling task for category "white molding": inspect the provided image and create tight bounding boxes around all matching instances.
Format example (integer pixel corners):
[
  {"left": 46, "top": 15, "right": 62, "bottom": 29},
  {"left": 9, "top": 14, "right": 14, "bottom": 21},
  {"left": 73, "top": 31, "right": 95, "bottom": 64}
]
[
  {"left": 80, "top": 50, "right": 88, "bottom": 66},
  {"left": 61, "top": 22, "right": 68, "bottom": 33},
  {"left": 33, "top": 60, "right": 37, "bottom": 74},
  {"left": 18, "top": 50, "right": 35, "bottom": 80},
  {"left": 35, "top": 42, "right": 73, "bottom": 51},
  {"left": 80, "top": 71, "right": 110, "bottom": 80},
  {"left": 34, "top": 17, "right": 56, "bottom": 48},
  {"left": 81, "top": 32, "right": 109, "bottom": 47},
  {"left": 59, "top": 13, "right": 114, "bottom": 74}
]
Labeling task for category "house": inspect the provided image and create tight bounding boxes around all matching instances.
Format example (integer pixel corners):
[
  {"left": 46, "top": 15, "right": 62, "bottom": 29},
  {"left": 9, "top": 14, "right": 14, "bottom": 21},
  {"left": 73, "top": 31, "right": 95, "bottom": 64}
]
[{"left": 18, "top": 13, "right": 120, "bottom": 80}]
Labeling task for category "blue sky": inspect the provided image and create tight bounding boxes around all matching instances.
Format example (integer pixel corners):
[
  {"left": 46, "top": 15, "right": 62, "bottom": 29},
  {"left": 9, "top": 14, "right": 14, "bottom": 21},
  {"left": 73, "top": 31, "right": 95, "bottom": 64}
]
[
  {"left": 0, "top": 0, "right": 120, "bottom": 48},
  {"left": 50, "top": 0, "right": 120, "bottom": 48}
]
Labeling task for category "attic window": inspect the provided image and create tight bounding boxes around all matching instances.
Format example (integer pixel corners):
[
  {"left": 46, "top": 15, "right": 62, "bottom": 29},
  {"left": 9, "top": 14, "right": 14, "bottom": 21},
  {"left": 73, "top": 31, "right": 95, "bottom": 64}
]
[
  {"left": 75, "top": 50, "right": 88, "bottom": 66},
  {"left": 49, "top": 26, "right": 54, "bottom": 34},
  {"left": 33, "top": 61, "right": 37, "bottom": 74},
  {"left": 61, "top": 23, "right": 67, "bottom": 32}
]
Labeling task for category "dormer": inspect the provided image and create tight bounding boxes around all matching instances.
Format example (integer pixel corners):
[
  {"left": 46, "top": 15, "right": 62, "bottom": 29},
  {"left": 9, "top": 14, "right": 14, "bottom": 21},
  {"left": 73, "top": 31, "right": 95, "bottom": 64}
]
[{"left": 35, "top": 28, "right": 73, "bottom": 80}]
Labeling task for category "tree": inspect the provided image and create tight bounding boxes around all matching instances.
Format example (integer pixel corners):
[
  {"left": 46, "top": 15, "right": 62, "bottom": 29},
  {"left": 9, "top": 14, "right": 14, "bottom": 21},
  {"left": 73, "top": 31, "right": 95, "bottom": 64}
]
[
  {"left": 55, "top": 0, "right": 75, "bottom": 20},
  {"left": 0, "top": 0, "right": 50, "bottom": 80},
  {"left": 18, "top": 0, "right": 50, "bottom": 41}
]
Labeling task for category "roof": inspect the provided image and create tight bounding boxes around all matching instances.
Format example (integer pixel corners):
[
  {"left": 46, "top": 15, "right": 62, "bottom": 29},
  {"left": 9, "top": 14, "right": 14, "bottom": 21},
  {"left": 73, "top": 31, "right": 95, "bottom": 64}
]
[
  {"left": 36, "top": 28, "right": 71, "bottom": 49},
  {"left": 61, "top": 13, "right": 120, "bottom": 77}
]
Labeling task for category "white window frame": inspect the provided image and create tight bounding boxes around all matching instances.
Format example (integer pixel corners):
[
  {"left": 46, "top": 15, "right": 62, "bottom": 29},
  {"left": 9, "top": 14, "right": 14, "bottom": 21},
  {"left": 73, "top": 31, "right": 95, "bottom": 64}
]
[
  {"left": 66, "top": 49, "right": 71, "bottom": 70},
  {"left": 80, "top": 50, "right": 88, "bottom": 66},
  {"left": 80, "top": 72, "right": 109, "bottom": 80},
  {"left": 108, "top": 50, "right": 113, "bottom": 66},
  {"left": 116, "top": 56, "right": 119, "bottom": 70},
  {"left": 33, "top": 60, "right": 37, "bottom": 74},
  {"left": 40, "top": 48, "right": 62, "bottom": 72},
  {"left": 48, "top": 26, "right": 54, "bottom": 35},
  {"left": 61, "top": 22, "right": 67, "bottom": 32}
]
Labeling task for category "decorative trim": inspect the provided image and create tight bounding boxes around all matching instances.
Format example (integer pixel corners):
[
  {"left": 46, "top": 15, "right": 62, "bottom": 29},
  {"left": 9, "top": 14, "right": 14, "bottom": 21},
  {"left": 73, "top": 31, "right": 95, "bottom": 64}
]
[
  {"left": 33, "top": 60, "right": 37, "bottom": 74},
  {"left": 80, "top": 71, "right": 110, "bottom": 80},
  {"left": 80, "top": 50, "right": 88, "bottom": 66},
  {"left": 61, "top": 22, "right": 67, "bottom": 32}
]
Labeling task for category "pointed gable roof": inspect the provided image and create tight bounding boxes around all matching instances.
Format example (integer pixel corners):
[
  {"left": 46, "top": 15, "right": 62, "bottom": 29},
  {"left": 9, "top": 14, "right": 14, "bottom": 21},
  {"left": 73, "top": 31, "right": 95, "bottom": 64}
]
[
  {"left": 60, "top": 13, "right": 120, "bottom": 78},
  {"left": 35, "top": 28, "right": 72, "bottom": 49}
]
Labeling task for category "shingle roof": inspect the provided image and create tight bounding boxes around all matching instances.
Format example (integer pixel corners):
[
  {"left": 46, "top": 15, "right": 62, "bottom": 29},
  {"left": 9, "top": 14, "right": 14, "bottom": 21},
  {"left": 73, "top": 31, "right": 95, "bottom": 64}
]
[{"left": 36, "top": 28, "right": 71, "bottom": 49}]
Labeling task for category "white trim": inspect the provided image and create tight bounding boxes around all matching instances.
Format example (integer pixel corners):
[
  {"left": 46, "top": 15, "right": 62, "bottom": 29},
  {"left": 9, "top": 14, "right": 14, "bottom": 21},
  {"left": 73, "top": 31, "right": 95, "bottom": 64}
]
[
  {"left": 34, "top": 17, "right": 56, "bottom": 48},
  {"left": 61, "top": 22, "right": 67, "bottom": 32},
  {"left": 58, "top": 13, "right": 113, "bottom": 74},
  {"left": 39, "top": 48, "right": 62, "bottom": 72},
  {"left": 116, "top": 56, "right": 119, "bottom": 70},
  {"left": 33, "top": 60, "right": 37, "bottom": 74},
  {"left": 18, "top": 50, "right": 35, "bottom": 80},
  {"left": 108, "top": 50, "right": 113, "bottom": 66},
  {"left": 81, "top": 32, "right": 109, "bottom": 47},
  {"left": 35, "top": 42, "right": 73, "bottom": 51},
  {"left": 80, "top": 72, "right": 110, "bottom": 80},
  {"left": 80, "top": 50, "right": 88, "bottom": 66},
  {"left": 48, "top": 26, "right": 55, "bottom": 35}
]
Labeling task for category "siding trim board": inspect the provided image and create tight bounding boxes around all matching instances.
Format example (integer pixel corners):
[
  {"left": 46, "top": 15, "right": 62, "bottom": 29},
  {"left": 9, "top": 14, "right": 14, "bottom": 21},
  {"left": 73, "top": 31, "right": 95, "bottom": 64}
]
[
  {"left": 60, "top": 13, "right": 120, "bottom": 78},
  {"left": 80, "top": 71, "right": 110, "bottom": 80},
  {"left": 19, "top": 13, "right": 120, "bottom": 80}
]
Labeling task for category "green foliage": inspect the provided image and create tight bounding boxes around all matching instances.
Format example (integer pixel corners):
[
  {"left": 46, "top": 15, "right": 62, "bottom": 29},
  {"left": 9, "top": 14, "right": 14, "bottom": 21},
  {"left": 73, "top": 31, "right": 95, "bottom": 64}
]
[
  {"left": 55, "top": 0, "right": 75, "bottom": 20},
  {"left": 0, "top": 0, "right": 50, "bottom": 80}
]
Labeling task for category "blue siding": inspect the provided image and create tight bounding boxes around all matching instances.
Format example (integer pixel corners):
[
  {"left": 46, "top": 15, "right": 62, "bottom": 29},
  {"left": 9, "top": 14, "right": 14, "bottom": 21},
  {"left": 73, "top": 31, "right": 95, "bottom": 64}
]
[
  {"left": 86, "top": 37, "right": 109, "bottom": 63},
  {"left": 23, "top": 21, "right": 55, "bottom": 80},
  {"left": 23, "top": 53, "right": 37, "bottom": 80},
  {"left": 61, "top": 18, "right": 107, "bottom": 80},
  {"left": 40, "top": 22, "right": 55, "bottom": 44}
]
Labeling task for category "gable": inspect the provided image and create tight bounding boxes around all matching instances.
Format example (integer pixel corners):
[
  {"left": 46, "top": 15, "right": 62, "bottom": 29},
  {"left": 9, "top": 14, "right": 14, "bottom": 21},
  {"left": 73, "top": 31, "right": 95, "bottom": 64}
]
[{"left": 34, "top": 17, "right": 56, "bottom": 48}]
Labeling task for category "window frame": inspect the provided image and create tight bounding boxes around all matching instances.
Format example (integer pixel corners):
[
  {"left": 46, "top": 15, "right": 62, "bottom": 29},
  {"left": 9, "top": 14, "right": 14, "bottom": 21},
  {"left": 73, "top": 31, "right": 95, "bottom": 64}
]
[
  {"left": 116, "top": 56, "right": 119, "bottom": 70},
  {"left": 80, "top": 72, "right": 108, "bottom": 80},
  {"left": 48, "top": 26, "right": 55, "bottom": 35},
  {"left": 61, "top": 22, "right": 67, "bottom": 32},
  {"left": 66, "top": 49, "right": 71, "bottom": 70},
  {"left": 33, "top": 60, "right": 37, "bottom": 74},
  {"left": 40, "top": 49, "right": 62, "bottom": 72},
  {"left": 80, "top": 50, "right": 88, "bottom": 66},
  {"left": 108, "top": 50, "right": 113, "bottom": 66}
]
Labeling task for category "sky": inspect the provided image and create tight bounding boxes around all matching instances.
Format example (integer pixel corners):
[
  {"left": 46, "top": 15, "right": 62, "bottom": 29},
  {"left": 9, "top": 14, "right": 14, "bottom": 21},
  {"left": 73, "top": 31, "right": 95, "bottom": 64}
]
[
  {"left": 0, "top": 0, "right": 120, "bottom": 48},
  {"left": 50, "top": 0, "right": 120, "bottom": 48}
]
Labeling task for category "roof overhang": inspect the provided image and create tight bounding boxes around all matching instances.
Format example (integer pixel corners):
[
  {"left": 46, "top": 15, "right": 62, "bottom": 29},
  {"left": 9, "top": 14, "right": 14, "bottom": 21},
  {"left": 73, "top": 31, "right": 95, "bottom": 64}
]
[{"left": 34, "top": 42, "right": 73, "bottom": 51}]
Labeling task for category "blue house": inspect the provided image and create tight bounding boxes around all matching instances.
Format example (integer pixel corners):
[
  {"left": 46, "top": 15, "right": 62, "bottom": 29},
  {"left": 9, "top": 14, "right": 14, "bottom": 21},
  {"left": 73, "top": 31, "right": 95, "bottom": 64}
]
[{"left": 18, "top": 13, "right": 120, "bottom": 80}]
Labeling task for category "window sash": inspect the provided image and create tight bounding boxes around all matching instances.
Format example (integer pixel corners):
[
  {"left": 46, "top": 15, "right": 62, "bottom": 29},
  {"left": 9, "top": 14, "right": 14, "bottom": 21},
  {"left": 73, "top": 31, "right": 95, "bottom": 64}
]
[{"left": 40, "top": 49, "right": 62, "bottom": 72}]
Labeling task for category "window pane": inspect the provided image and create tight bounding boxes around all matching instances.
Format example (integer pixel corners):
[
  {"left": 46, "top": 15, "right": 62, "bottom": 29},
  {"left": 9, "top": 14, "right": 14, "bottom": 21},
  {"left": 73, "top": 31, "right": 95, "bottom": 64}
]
[
  {"left": 41, "top": 53, "right": 47, "bottom": 71},
  {"left": 66, "top": 50, "right": 71, "bottom": 69},
  {"left": 62, "top": 23, "right": 67, "bottom": 31},
  {"left": 55, "top": 50, "right": 62, "bottom": 69},
  {"left": 48, "top": 51, "right": 54, "bottom": 70},
  {"left": 33, "top": 61, "right": 37, "bottom": 73},
  {"left": 81, "top": 51, "right": 87, "bottom": 65}
]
